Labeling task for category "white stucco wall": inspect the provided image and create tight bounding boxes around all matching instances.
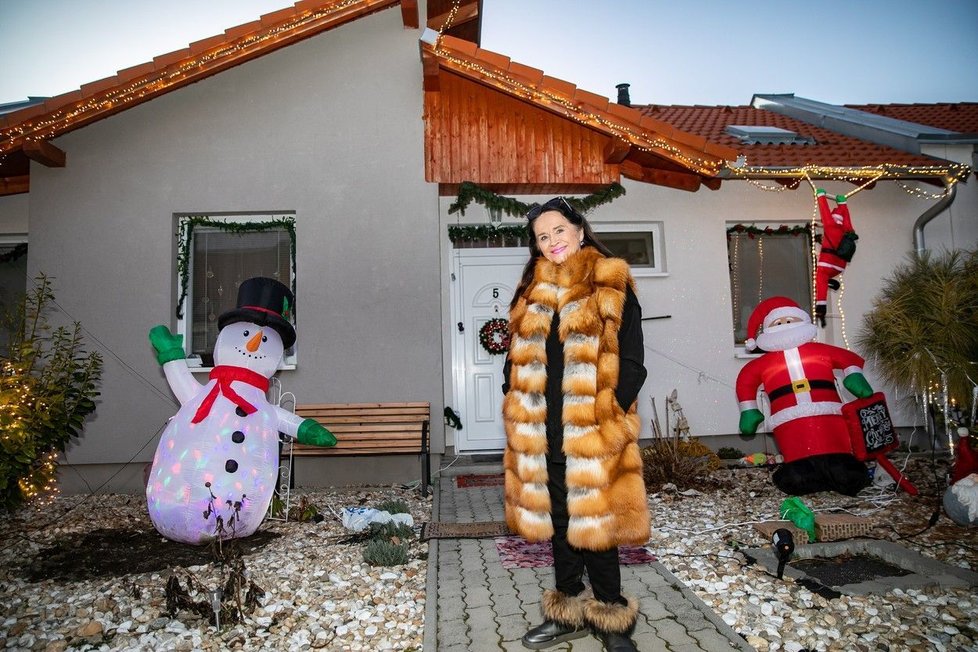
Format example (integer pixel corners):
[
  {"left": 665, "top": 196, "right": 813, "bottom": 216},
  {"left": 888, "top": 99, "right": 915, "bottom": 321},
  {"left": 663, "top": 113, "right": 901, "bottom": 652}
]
[
  {"left": 439, "top": 175, "right": 976, "bottom": 445},
  {"left": 25, "top": 8, "right": 441, "bottom": 479},
  {"left": 0, "top": 192, "right": 29, "bottom": 234}
]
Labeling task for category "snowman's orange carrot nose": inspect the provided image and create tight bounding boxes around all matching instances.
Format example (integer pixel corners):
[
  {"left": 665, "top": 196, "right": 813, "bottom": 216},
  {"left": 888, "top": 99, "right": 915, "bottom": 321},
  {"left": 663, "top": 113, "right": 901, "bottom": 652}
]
[{"left": 246, "top": 330, "right": 264, "bottom": 352}]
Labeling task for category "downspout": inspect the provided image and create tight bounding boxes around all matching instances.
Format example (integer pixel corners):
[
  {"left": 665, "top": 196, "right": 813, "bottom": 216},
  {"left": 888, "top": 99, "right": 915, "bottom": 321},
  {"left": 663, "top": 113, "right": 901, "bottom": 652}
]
[{"left": 913, "top": 176, "right": 956, "bottom": 255}]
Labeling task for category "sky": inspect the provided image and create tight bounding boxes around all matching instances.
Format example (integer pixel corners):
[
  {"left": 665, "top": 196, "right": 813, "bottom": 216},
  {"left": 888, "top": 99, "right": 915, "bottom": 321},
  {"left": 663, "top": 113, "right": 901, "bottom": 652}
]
[{"left": 1, "top": 0, "right": 976, "bottom": 108}]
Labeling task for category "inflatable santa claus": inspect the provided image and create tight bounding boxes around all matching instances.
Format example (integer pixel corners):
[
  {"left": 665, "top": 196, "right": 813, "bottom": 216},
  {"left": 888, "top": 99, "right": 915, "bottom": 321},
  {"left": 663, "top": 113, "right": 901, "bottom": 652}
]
[
  {"left": 814, "top": 189, "right": 857, "bottom": 327},
  {"left": 736, "top": 296, "right": 873, "bottom": 496}
]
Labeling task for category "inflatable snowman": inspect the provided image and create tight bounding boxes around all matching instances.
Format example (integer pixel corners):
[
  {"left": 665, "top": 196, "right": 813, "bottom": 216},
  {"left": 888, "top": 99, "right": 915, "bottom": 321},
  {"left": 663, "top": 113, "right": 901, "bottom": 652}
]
[{"left": 146, "top": 277, "right": 335, "bottom": 545}]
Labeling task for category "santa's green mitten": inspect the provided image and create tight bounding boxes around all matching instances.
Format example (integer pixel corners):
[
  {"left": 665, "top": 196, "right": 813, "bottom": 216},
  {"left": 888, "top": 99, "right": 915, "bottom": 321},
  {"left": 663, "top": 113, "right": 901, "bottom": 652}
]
[
  {"left": 843, "top": 372, "right": 873, "bottom": 399},
  {"left": 148, "top": 325, "right": 186, "bottom": 365},
  {"left": 739, "top": 408, "right": 765, "bottom": 436},
  {"left": 298, "top": 419, "right": 337, "bottom": 447}
]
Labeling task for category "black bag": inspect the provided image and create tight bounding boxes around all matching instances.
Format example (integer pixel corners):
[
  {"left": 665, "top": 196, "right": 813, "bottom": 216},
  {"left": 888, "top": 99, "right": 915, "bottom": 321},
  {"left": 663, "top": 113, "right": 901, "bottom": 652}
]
[{"left": 835, "top": 230, "right": 858, "bottom": 262}]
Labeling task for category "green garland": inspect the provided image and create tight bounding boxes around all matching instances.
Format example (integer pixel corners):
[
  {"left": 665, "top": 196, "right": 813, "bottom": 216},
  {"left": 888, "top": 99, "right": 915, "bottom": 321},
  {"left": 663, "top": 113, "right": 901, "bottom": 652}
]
[
  {"left": 0, "top": 242, "right": 28, "bottom": 264},
  {"left": 447, "top": 181, "right": 626, "bottom": 218},
  {"left": 176, "top": 216, "right": 297, "bottom": 319},
  {"left": 726, "top": 224, "right": 809, "bottom": 238}
]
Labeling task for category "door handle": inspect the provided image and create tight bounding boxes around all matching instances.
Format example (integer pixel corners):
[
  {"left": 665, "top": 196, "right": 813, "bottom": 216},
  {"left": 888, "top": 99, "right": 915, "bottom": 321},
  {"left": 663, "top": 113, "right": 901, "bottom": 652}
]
[{"left": 457, "top": 322, "right": 465, "bottom": 333}]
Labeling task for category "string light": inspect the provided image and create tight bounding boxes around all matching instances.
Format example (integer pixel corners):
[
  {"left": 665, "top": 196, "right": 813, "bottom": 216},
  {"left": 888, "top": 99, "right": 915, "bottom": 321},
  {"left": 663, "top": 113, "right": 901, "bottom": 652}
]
[
  {"left": 426, "top": 42, "right": 727, "bottom": 176},
  {"left": 730, "top": 234, "right": 740, "bottom": 335},
  {"left": 727, "top": 163, "right": 969, "bottom": 187},
  {"left": 757, "top": 235, "right": 764, "bottom": 303},
  {"left": 0, "top": 0, "right": 375, "bottom": 155},
  {"left": 836, "top": 279, "right": 849, "bottom": 350}
]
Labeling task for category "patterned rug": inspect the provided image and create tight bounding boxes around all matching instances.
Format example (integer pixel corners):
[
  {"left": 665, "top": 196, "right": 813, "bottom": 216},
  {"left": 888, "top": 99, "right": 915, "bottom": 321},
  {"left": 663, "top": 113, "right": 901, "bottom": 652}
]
[
  {"left": 494, "top": 537, "right": 657, "bottom": 569},
  {"left": 455, "top": 473, "right": 505, "bottom": 488},
  {"left": 420, "top": 521, "right": 511, "bottom": 541}
]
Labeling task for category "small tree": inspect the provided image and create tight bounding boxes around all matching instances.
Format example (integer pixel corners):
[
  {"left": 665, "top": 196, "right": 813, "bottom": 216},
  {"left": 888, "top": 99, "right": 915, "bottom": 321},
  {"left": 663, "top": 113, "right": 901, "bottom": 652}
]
[
  {"left": 858, "top": 249, "right": 978, "bottom": 430},
  {"left": 0, "top": 274, "right": 103, "bottom": 509}
]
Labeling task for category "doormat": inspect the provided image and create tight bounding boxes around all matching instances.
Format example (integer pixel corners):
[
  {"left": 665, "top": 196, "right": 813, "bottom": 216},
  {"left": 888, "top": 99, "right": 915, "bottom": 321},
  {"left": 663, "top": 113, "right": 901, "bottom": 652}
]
[
  {"left": 456, "top": 473, "right": 505, "bottom": 488},
  {"left": 494, "top": 537, "right": 656, "bottom": 569},
  {"left": 420, "top": 521, "right": 511, "bottom": 541}
]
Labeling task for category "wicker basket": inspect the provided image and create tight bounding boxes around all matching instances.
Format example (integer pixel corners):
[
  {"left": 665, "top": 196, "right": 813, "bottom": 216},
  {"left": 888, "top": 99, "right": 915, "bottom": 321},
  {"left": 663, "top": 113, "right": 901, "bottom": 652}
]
[{"left": 814, "top": 513, "right": 872, "bottom": 541}]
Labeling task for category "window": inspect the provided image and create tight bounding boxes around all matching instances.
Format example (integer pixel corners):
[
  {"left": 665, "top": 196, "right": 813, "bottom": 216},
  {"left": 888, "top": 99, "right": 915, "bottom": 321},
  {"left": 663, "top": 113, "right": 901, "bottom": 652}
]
[
  {"left": 595, "top": 223, "right": 664, "bottom": 275},
  {"left": 727, "top": 224, "right": 812, "bottom": 347},
  {"left": 176, "top": 214, "right": 296, "bottom": 369},
  {"left": 0, "top": 236, "right": 28, "bottom": 352}
]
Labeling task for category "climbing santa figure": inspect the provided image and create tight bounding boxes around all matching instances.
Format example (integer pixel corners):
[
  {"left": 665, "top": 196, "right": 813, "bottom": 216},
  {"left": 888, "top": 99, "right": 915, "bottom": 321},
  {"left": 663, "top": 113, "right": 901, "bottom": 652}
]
[
  {"left": 814, "top": 189, "right": 858, "bottom": 327},
  {"left": 146, "top": 277, "right": 336, "bottom": 545},
  {"left": 736, "top": 296, "right": 873, "bottom": 496}
]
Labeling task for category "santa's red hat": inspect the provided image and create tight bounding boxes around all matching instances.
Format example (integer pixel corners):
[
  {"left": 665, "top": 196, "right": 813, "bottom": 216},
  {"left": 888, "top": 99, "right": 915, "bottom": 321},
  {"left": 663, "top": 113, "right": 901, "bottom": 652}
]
[{"left": 745, "top": 296, "right": 810, "bottom": 351}]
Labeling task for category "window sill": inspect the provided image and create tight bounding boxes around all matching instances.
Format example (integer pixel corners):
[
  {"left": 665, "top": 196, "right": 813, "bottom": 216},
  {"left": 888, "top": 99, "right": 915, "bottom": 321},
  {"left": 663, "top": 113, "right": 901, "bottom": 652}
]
[
  {"left": 631, "top": 269, "right": 668, "bottom": 278},
  {"left": 734, "top": 349, "right": 762, "bottom": 359}
]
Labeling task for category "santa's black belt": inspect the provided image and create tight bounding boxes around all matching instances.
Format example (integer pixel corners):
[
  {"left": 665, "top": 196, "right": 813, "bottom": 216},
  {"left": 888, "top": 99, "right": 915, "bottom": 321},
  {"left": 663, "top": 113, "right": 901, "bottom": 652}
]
[{"left": 768, "top": 379, "right": 836, "bottom": 400}]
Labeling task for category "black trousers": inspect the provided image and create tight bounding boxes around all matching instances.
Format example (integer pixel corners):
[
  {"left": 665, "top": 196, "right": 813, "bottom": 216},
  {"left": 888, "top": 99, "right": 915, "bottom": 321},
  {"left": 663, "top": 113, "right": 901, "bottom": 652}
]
[{"left": 548, "top": 462, "right": 624, "bottom": 604}]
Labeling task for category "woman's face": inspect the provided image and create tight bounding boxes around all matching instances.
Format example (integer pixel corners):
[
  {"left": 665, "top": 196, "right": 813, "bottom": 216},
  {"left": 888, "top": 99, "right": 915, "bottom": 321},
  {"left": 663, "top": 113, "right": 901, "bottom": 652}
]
[{"left": 532, "top": 210, "right": 583, "bottom": 264}]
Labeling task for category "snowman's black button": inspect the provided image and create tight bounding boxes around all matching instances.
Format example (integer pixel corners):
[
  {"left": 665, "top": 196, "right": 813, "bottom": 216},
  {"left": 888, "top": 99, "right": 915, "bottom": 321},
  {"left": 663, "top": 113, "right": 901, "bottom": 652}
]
[
  {"left": 225, "top": 459, "right": 239, "bottom": 473},
  {"left": 232, "top": 431, "right": 245, "bottom": 444},
  {"left": 235, "top": 407, "right": 248, "bottom": 417}
]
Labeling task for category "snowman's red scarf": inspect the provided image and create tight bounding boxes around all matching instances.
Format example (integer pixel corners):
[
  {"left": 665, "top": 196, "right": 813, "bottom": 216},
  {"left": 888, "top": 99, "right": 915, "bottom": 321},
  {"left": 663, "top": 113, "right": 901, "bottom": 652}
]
[{"left": 192, "top": 366, "right": 271, "bottom": 424}]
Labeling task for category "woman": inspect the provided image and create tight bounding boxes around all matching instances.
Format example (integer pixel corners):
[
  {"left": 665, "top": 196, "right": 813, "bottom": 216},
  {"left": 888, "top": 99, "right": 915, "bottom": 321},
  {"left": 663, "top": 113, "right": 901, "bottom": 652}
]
[{"left": 501, "top": 197, "right": 649, "bottom": 652}]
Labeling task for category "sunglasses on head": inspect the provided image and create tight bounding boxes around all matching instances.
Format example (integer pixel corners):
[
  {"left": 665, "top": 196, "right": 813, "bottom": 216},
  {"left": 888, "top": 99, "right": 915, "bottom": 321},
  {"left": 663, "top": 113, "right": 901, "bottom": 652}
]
[{"left": 525, "top": 196, "right": 576, "bottom": 220}]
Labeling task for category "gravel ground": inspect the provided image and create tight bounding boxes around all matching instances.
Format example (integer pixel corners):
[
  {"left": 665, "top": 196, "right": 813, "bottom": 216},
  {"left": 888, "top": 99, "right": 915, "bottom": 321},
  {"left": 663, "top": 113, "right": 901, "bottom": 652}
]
[
  {"left": 1, "top": 456, "right": 975, "bottom": 652},
  {"left": 651, "top": 457, "right": 978, "bottom": 652}
]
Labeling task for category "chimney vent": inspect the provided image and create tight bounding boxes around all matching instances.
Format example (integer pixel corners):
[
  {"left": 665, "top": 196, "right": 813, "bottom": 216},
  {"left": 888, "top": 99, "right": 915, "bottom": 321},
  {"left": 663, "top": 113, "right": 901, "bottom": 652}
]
[{"left": 616, "top": 83, "right": 631, "bottom": 107}]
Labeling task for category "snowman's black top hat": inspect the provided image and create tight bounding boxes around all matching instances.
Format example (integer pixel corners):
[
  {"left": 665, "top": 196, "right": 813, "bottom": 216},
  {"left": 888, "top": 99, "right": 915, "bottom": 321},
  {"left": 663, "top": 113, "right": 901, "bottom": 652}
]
[{"left": 218, "top": 277, "right": 296, "bottom": 349}]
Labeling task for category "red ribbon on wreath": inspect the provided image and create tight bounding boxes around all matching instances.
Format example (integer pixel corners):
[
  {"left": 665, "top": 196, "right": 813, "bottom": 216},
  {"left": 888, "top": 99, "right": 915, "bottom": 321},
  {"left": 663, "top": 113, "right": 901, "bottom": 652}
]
[{"left": 479, "top": 318, "right": 510, "bottom": 355}]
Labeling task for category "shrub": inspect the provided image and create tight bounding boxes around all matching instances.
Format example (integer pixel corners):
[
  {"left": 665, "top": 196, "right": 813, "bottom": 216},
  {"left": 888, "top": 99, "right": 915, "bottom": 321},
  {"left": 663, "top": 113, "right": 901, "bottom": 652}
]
[
  {"left": 641, "top": 438, "right": 720, "bottom": 491},
  {"left": 0, "top": 275, "right": 102, "bottom": 509},
  {"left": 369, "top": 521, "right": 414, "bottom": 542},
  {"left": 717, "top": 447, "right": 744, "bottom": 460},
  {"left": 859, "top": 249, "right": 978, "bottom": 423},
  {"left": 374, "top": 499, "right": 410, "bottom": 515},
  {"left": 363, "top": 539, "right": 409, "bottom": 566}
]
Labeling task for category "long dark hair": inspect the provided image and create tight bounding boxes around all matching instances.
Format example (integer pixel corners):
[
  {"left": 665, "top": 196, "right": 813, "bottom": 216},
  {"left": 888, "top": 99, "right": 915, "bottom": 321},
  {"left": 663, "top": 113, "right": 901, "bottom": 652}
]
[{"left": 509, "top": 197, "right": 616, "bottom": 310}]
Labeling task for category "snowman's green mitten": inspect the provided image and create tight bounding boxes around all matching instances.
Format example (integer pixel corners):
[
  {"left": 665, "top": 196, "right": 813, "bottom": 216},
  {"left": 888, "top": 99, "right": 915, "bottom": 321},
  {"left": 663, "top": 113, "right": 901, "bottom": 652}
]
[
  {"left": 149, "top": 325, "right": 186, "bottom": 365},
  {"left": 739, "top": 408, "right": 765, "bottom": 436},
  {"left": 298, "top": 419, "right": 337, "bottom": 447}
]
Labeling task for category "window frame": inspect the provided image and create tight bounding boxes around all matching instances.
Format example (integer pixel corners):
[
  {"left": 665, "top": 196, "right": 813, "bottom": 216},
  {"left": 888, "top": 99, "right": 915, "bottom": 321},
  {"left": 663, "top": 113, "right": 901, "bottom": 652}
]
[
  {"left": 726, "top": 222, "right": 813, "bottom": 357},
  {"left": 593, "top": 222, "right": 666, "bottom": 276},
  {"left": 174, "top": 213, "right": 297, "bottom": 371}
]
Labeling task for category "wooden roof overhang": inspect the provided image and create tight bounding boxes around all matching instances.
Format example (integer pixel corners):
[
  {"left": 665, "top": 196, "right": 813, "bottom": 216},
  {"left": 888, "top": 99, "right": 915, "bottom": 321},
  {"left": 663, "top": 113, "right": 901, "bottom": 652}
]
[
  {"left": 0, "top": 0, "right": 418, "bottom": 197},
  {"left": 419, "top": 32, "right": 739, "bottom": 196}
]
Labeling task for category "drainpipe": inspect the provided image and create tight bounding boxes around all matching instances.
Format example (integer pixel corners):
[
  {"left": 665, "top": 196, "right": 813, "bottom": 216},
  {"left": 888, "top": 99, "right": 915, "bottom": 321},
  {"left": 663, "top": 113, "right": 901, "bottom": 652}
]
[{"left": 913, "top": 176, "right": 956, "bottom": 255}]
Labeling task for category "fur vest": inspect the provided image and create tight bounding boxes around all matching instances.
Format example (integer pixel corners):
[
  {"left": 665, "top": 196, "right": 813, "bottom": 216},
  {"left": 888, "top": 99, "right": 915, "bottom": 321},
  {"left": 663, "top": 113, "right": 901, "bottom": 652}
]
[{"left": 502, "top": 247, "right": 650, "bottom": 551}]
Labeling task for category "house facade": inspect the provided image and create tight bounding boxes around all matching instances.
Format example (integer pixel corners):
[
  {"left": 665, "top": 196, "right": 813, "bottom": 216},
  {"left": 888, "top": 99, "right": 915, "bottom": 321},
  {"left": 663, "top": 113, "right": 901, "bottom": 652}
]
[{"left": 0, "top": 0, "right": 974, "bottom": 493}]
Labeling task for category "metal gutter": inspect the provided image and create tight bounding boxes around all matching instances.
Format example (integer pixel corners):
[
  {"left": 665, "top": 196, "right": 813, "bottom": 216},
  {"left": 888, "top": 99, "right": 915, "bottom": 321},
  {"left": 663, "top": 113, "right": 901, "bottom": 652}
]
[{"left": 914, "top": 177, "right": 957, "bottom": 255}]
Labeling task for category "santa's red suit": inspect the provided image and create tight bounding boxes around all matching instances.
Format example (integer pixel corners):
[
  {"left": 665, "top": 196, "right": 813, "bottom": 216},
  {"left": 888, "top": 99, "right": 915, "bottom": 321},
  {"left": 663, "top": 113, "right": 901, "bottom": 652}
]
[
  {"left": 736, "top": 296, "right": 873, "bottom": 496},
  {"left": 736, "top": 341, "right": 865, "bottom": 462},
  {"left": 815, "top": 190, "right": 855, "bottom": 324}
]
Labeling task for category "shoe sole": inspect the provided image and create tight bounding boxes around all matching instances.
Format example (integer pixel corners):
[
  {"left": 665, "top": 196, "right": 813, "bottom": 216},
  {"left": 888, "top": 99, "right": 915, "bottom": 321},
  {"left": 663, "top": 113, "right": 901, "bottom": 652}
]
[{"left": 521, "top": 629, "right": 588, "bottom": 650}]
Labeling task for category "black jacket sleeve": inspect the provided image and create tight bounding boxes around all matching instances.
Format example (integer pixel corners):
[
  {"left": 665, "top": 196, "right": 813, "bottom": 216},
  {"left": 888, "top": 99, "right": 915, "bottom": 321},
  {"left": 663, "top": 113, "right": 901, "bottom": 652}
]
[
  {"left": 502, "top": 354, "right": 512, "bottom": 396},
  {"left": 615, "top": 286, "right": 648, "bottom": 410}
]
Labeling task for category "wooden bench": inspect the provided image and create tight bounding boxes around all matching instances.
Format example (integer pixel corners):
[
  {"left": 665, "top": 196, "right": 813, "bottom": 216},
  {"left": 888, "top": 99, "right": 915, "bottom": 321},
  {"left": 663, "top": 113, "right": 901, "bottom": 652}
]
[{"left": 289, "top": 402, "right": 431, "bottom": 496}]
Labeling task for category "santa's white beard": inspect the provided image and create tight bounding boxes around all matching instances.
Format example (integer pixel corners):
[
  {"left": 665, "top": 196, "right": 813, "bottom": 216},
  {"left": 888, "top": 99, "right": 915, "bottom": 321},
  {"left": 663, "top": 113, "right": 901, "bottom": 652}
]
[{"left": 755, "top": 321, "right": 817, "bottom": 352}]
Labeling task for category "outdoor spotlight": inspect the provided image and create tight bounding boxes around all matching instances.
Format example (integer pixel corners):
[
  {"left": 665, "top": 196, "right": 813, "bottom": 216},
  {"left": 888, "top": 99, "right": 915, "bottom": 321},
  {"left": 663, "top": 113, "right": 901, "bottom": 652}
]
[{"left": 772, "top": 528, "right": 795, "bottom": 580}]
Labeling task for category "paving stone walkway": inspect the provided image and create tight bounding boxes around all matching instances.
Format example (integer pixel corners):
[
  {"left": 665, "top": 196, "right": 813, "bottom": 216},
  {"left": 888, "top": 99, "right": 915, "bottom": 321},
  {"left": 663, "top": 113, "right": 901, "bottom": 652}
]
[{"left": 423, "top": 464, "right": 753, "bottom": 651}]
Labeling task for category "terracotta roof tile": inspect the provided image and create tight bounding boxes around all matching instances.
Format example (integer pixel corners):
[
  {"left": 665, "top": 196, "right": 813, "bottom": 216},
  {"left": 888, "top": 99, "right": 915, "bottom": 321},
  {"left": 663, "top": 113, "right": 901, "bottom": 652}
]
[
  {"left": 636, "top": 104, "right": 945, "bottom": 170},
  {"left": 474, "top": 48, "right": 510, "bottom": 71},
  {"left": 846, "top": 102, "right": 978, "bottom": 134},
  {"left": 260, "top": 7, "right": 299, "bottom": 26},
  {"left": 225, "top": 21, "right": 262, "bottom": 41},
  {"left": 79, "top": 76, "right": 120, "bottom": 98},
  {"left": 153, "top": 48, "right": 192, "bottom": 70},
  {"left": 540, "top": 75, "right": 576, "bottom": 100},
  {"left": 573, "top": 89, "right": 609, "bottom": 113},
  {"left": 506, "top": 61, "right": 544, "bottom": 85}
]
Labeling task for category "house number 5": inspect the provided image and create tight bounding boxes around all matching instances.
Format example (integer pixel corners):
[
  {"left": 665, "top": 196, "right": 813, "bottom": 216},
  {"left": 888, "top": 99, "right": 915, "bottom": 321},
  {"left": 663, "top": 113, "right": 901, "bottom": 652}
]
[{"left": 492, "top": 288, "right": 499, "bottom": 298}]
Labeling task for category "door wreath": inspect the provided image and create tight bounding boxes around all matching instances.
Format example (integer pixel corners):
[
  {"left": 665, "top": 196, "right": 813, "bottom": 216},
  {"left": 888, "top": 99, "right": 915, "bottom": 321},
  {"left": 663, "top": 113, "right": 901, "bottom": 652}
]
[{"left": 479, "top": 318, "right": 510, "bottom": 355}]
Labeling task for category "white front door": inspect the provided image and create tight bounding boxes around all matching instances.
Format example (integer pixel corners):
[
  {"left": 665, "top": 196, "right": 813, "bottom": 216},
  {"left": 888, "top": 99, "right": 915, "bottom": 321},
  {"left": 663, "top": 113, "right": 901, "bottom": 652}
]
[{"left": 451, "top": 248, "right": 527, "bottom": 452}]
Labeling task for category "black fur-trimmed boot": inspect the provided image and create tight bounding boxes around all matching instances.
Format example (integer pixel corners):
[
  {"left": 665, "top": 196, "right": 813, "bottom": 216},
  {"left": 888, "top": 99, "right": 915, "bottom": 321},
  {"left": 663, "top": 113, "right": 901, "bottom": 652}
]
[
  {"left": 520, "top": 589, "right": 588, "bottom": 650},
  {"left": 584, "top": 595, "right": 639, "bottom": 652}
]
